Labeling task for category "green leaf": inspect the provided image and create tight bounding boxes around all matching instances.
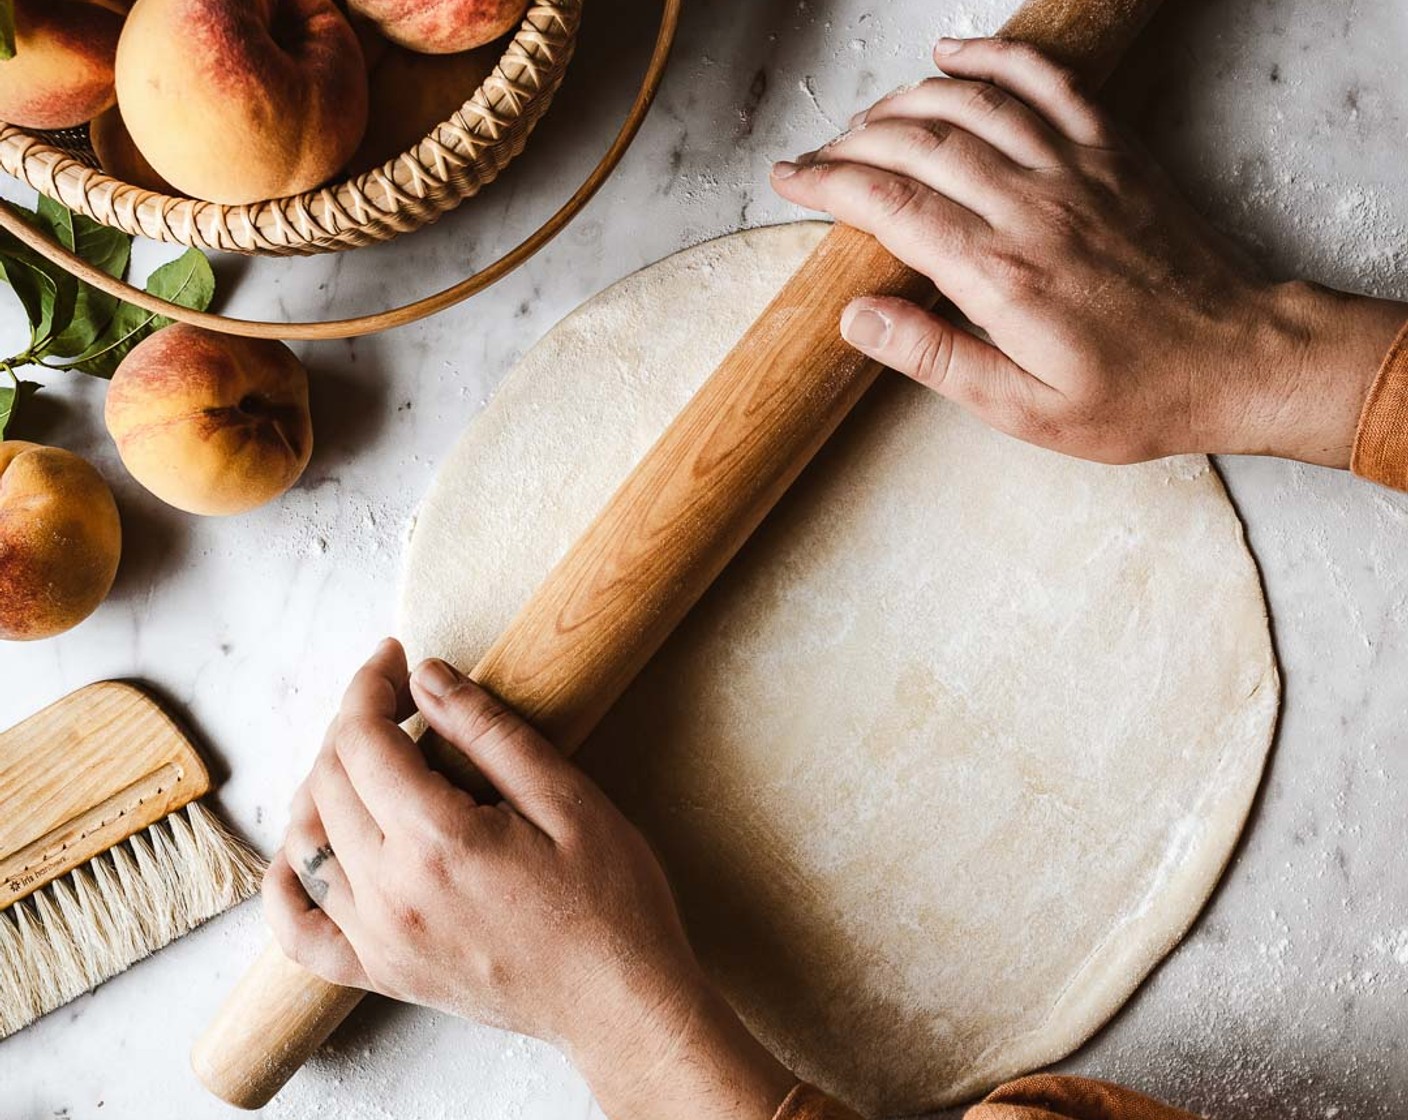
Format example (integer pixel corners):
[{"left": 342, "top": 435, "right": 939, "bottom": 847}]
[
  {"left": 0, "top": 201, "right": 78, "bottom": 350},
  {"left": 0, "top": 0, "right": 16, "bottom": 62},
  {"left": 35, "top": 200, "right": 132, "bottom": 359},
  {"left": 0, "top": 251, "right": 54, "bottom": 330},
  {"left": 0, "top": 380, "right": 39, "bottom": 440},
  {"left": 35, "top": 195, "right": 75, "bottom": 251},
  {"left": 146, "top": 248, "right": 216, "bottom": 316},
  {"left": 64, "top": 248, "right": 216, "bottom": 378}
]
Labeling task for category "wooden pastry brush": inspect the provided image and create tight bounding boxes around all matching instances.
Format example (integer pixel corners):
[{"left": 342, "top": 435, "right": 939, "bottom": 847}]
[{"left": 0, "top": 681, "right": 264, "bottom": 1038}]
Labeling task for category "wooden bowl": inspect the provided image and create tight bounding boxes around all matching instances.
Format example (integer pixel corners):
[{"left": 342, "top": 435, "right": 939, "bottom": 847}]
[{"left": 0, "top": 0, "right": 581, "bottom": 256}]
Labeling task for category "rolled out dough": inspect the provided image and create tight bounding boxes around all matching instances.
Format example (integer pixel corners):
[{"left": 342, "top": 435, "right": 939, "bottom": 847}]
[{"left": 399, "top": 223, "right": 1279, "bottom": 1114}]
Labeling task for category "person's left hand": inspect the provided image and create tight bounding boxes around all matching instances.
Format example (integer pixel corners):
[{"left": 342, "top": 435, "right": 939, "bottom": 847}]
[
  {"left": 264, "top": 638, "right": 698, "bottom": 1042},
  {"left": 264, "top": 639, "right": 794, "bottom": 1120}
]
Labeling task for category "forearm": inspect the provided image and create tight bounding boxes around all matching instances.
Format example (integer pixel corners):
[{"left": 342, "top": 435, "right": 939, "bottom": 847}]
[
  {"left": 568, "top": 966, "right": 795, "bottom": 1120},
  {"left": 1219, "top": 281, "right": 1406, "bottom": 468}
]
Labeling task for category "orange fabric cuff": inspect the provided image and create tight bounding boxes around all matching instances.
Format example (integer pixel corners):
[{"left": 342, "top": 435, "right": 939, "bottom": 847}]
[
  {"left": 1351, "top": 318, "right": 1408, "bottom": 491},
  {"left": 967, "top": 1075, "right": 1199, "bottom": 1120},
  {"left": 770, "top": 1077, "right": 1196, "bottom": 1120},
  {"left": 772, "top": 1083, "right": 864, "bottom": 1120}
]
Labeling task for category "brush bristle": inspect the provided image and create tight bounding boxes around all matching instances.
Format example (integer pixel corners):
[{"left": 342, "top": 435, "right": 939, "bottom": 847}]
[{"left": 0, "top": 802, "right": 265, "bottom": 1038}]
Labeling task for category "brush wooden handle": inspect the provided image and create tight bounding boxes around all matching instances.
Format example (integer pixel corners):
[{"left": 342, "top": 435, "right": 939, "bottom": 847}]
[
  {"left": 0, "top": 682, "right": 211, "bottom": 910},
  {"left": 193, "top": 0, "right": 1165, "bottom": 1106}
]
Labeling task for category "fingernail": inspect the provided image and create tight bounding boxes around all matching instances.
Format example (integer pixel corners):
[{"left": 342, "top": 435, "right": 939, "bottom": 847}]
[
  {"left": 772, "top": 160, "right": 799, "bottom": 179},
  {"left": 414, "top": 658, "right": 462, "bottom": 699},
  {"left": 935, "top": 37, "right": 964, "bottom": 56},
  {"left": 376, "top": 636, "right": 398, "bottom": 654},
  {"left": 841, "top": 306, "right": 892, "bottom": 350},
  {"left": 849, "top": 108, "right": 868, "bottom": 127}
]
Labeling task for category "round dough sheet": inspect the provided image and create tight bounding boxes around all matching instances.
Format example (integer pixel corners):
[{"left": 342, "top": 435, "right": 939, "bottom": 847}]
[{"left": 399, "top": 223, "right": 1279, "bottom": 1114}]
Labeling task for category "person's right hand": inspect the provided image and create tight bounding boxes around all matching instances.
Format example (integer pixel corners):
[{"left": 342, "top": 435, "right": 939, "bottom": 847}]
[{"left": 772, "top": 36, "right": 1406, "bottom": 469}]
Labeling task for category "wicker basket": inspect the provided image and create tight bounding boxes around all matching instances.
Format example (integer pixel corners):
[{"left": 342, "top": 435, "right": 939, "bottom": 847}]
[
  {"left": 0, "top": 0, "right": 581, "bottom": 256},
  {"left": 0, "top": 0, "right": 680, "bottom": 338}
]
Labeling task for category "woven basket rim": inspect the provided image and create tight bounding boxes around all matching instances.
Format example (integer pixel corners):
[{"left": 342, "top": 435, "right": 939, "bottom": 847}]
[{"left": 0, "top": 0, "right": 582, "bottom": 255}]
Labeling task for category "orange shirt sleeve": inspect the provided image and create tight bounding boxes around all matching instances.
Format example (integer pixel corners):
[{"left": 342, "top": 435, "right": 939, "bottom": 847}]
[
  {"left": 772, "top": 1083, "right": 865, "bottom": 1120},
  {"left": 1351, "top": 319, "right": 1408, "bottom": 491},
  {"left": 772, "top": 1076, "right": 1197, "bottom": 1120},
  {"left": 966, "top": 1076, "right": 1200, "bottom": 1120}
]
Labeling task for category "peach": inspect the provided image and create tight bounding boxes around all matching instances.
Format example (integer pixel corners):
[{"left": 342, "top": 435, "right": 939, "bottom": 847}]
[
  {"left": 0, "top": 442, "right": 122, "bottom": 642},
  {"left": 350, "top": 43, "right": 498, "bottom": 173},
  {"left": 105, "top": 325, "right": 314, "bottom": 517},
  {"left": 90, "top": 105, "right": 176, "bottom": 193},
  {"left": 348, "top": 0, "right": 526, "bottom": 54},
  {"left": 0, "top": 0, "right": 123, "bottom": 131},
  {"left": 114, "top": 0, "right": 369, "bottom": 205}
]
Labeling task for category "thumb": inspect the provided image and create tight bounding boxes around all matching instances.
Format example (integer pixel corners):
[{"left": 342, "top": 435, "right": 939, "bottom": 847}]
[
  {"left": 840, "top": 296, "right": 1057, "bottom": 439},
  {"left": 410, "top": 659, "right": 587, "bottom": 833}
]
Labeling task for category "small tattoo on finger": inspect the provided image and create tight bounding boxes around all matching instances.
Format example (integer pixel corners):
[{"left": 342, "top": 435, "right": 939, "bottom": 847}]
[
  {"left": 297, "top": 870, "right": 330, "bottom": 905},
  {"left": 299, "top": 844, "right": 335, "bottom": 905}
]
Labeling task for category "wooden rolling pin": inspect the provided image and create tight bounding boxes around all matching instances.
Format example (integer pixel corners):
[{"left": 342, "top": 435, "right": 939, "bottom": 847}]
[{"left": 192, "top": 0, "right": 1165, "bottom": 1106}]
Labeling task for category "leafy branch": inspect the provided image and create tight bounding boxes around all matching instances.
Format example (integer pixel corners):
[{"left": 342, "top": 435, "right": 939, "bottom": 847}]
[{"left": 0, "top": 197, "right": 216, "bottom": 437}]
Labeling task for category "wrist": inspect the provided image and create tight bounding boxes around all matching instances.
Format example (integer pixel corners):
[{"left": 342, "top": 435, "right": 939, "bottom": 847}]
[
  {"left": 568, "top": 964, "right": 794, "bottom": 1120},
  {"left": 1222, "top": 280, "right": 1405, "bottom": 467}
]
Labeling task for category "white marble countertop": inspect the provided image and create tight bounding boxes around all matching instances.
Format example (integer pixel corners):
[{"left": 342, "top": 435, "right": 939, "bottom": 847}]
[{"left": 2, "top": 1, "right": 1407, "bottom": 1117}]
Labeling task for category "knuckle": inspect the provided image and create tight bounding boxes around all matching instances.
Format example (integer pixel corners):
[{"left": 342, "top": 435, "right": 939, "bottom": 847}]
[
  {"left": 1032, "top": 194, "right": 1088, "bottom": 240},
  {"left": 906, "top": 329, "right": 953, "bottom": 387},
  {"left": 384, "top": 895, "right": 430, "bottom": 939},
  {"left": 415, "top": 834, "right": 456, "bottom": 888},
  {"left": 967, "top": 81, "right": 1009, "bottom": 114},
  {"left": 467, "top": 949, "right": 514, "bottom": 996},
  {"left": 913, "top": 120, "right": 954, "bottom": 153},
  {"left": 867, "top": 174, "right": 924, "bottom": 222},
  {"left": 401, "top": 803, "right": 454, "bottom": 860},
  {"left": 791, "top": 157, "right": 835, "bottom": 190},
  {"left": 987, "top": 250, "right": 1044, "bottom": 300},
  {"left": 450, "top": 692, "right": 521, "bottom": 747}
]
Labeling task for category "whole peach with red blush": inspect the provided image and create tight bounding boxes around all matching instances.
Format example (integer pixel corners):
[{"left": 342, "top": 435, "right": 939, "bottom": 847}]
[
  {"left": 105, "top": 324, "right": 314, "bottom": 517},
  {"left": 349, "top": 0, "right": 526, "bottom": 54},
  {"left": 0, "top": 0, "right": 123, "bottom": 130}
]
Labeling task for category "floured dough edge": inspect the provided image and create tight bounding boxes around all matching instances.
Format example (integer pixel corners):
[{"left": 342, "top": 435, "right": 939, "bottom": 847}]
[
  {"left": 398, "top": 223, "right": 1280, "bottom": 1112},
  {"left": 946, "top": 518, "right": 1279, "bottom": 1103}
]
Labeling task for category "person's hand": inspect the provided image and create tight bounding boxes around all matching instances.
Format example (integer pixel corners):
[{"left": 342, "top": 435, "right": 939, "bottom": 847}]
[
  {"left": 264, "top": 639, "right": 793, "bottom": 1120},
  {"left": 771, "top": 36, "right": 1406, "bottom": 469}
]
